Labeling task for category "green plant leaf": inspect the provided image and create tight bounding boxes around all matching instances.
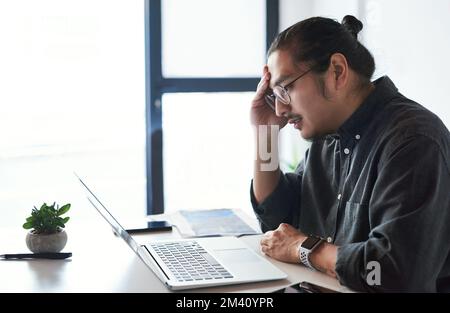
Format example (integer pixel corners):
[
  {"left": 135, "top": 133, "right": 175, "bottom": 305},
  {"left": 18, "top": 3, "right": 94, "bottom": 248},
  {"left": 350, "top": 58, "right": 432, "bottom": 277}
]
[
  {"left": 25, "top": 202, "right": 71, "bottom": 233},
  {"left": 23, "top": 222, "right": 33, "bottom": 229},
  {"left": 57, "top": 204, "right": 71, "bottom": 216}
]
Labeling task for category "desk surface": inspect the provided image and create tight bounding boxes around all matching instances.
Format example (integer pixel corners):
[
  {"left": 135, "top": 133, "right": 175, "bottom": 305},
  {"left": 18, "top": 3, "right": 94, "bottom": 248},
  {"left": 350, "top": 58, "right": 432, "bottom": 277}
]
[{"left": 0, "top": 209, "right": 352, "bottom": 293}]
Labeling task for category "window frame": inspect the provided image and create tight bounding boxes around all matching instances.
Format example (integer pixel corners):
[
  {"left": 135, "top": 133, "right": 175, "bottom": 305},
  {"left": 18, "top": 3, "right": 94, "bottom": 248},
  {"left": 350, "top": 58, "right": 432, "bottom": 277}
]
[{"left": 144, "top": 0, "right": 279, "bottom": 214}]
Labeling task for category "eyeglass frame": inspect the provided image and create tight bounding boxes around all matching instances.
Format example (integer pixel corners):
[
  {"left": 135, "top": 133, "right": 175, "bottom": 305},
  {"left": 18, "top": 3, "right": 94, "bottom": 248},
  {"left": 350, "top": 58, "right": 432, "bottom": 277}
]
[{"left": 264, "top": 67, "right": 314, "bottom": 111}]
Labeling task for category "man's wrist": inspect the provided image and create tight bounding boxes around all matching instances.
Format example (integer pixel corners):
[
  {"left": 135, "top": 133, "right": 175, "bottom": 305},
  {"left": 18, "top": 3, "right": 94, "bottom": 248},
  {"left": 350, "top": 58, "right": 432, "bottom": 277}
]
[{"left": 309, "top": 242, "right": 338, "bottom": 278}]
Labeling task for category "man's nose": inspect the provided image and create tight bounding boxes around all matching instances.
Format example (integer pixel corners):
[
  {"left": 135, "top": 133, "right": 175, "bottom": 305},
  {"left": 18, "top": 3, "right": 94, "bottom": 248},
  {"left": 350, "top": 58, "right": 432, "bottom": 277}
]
[{"left": 275, "top": 98, "right": 290, "bottom": 118}]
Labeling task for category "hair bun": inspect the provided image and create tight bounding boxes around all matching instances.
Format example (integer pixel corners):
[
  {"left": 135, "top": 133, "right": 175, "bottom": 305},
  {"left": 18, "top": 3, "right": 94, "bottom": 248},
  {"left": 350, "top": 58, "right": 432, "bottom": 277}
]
[{"left": 341, "top": 15, "right": 363, "bottom": 39}]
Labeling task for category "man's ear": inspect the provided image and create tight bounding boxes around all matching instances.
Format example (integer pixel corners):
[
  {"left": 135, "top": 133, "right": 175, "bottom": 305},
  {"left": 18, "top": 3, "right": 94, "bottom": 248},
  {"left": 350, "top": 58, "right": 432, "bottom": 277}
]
[
  {"left": 334, "top": 64, "right": 343, "bottom": 80},
  {"left": 329, "top": 53, "right": 348, "bottom": 90}
]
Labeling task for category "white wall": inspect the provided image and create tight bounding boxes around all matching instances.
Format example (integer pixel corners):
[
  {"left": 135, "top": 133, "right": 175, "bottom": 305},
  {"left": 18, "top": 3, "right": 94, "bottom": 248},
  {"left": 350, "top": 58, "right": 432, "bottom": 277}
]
[
  {"left": 361, "top": 0, "right": 450, "bottom": 128},
  {"left": 280, "top": 0, "right": 359, "bottom": 31},
  {"left": 278, "top": 0, "right": 450, "bottom": 169}
]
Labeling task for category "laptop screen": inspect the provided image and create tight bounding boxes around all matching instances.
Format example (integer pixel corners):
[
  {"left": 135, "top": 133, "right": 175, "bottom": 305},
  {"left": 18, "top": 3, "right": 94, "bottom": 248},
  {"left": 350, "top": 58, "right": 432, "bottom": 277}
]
[{"left": 76, "top": 174, "right": 140, "bottom": 254}]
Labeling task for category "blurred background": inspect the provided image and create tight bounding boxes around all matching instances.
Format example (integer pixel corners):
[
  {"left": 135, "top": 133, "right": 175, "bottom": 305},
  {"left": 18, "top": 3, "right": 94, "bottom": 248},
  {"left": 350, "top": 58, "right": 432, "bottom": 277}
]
[{"left": 1, "top": 0, "right": 449, "bottom": 228}]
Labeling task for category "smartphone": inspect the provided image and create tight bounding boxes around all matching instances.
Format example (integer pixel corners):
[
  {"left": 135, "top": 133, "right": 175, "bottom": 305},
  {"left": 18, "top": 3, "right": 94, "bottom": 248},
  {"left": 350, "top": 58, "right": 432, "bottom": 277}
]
[
  {"left": 125, "top": 221, "right": 173, "bottom": 234},
  {"left": 272, "top": 281, "right": 340, "bottom": 293}
]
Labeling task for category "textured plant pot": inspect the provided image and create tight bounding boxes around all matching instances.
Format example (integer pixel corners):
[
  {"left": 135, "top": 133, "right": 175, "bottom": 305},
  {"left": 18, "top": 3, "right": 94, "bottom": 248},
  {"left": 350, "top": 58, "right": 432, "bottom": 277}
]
[{"left": 26, "top": 229, "right": 67, "bottom": 253}]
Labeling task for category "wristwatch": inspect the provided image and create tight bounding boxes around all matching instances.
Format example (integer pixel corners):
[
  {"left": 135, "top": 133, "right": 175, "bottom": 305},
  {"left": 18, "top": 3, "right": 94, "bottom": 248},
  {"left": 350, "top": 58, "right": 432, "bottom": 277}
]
[{"left": 298, "top": 235, "right": 324, "bottom": 270}]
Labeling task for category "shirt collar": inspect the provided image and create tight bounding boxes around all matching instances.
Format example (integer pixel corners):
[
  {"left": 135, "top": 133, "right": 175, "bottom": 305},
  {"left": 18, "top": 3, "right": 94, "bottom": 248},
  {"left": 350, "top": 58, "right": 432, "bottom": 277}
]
[{"left": 336, "top": 75, "right": 399, "bottom": 141}]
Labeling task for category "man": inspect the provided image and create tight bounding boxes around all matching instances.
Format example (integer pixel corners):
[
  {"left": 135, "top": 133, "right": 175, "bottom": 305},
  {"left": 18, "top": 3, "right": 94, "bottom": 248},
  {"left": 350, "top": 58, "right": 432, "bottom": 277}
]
[{"left": 250, "top": 15, "right": 450, "bottom": 292}]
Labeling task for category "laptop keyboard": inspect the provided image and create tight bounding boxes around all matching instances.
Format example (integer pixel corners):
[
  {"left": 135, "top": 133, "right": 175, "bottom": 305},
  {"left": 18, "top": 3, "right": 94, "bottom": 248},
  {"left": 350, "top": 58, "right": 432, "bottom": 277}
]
[{"left": 150, "top": 241, "right": 234, "bottom": 282}]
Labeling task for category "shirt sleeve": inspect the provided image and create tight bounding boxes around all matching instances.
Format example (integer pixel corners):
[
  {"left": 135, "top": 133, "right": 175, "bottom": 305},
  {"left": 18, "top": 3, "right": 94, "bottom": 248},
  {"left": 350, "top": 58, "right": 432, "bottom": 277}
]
[
  {"left": 250, "top": 161, "right": 305, "bottom": 232},
  {"left": 335, "top": 135, "right": 450, "bottom": 292}
]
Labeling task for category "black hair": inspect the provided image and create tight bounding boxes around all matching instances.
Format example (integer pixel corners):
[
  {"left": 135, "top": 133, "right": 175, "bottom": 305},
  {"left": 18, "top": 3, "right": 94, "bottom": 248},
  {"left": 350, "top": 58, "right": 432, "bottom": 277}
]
[{"left": 268, "top": 15, "right": 375, "bottom": 85}]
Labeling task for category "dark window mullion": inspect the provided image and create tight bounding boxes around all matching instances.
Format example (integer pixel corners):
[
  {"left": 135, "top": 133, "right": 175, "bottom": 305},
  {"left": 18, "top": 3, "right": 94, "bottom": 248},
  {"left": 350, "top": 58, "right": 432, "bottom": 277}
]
[
  {"left": 266, "top": 0, "right": 279, "bottom": 52},
  {"left": 145, "top": 0, "right": 164, "bottom": 214},
  {"left": 159, "top": 78, "right": 259, "bottom": 93}
]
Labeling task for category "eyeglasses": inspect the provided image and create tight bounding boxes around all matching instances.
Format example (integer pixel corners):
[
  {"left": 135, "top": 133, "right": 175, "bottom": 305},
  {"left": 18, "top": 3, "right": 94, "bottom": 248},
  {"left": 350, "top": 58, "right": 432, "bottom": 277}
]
[{"left": 265, "top": 68, "right": 313, "bottom": 111}]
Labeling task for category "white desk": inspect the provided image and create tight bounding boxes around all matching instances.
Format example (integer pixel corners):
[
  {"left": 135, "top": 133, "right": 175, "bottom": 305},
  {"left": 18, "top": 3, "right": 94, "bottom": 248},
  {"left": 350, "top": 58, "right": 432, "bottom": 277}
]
[{"left": 0, "top": 208, "right": 352, "bottom": 293}]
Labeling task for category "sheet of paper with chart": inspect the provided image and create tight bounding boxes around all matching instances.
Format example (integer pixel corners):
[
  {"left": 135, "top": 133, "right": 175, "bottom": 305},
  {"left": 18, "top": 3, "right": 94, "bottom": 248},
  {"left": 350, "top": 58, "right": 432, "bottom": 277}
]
[{"left": 151, "top": 208, "right": 262, "bottom": 238}]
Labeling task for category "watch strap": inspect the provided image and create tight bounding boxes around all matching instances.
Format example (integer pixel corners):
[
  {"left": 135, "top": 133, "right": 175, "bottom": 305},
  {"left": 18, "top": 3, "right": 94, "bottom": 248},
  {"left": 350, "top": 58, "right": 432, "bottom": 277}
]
[
  {"left": 300, "top": 247, "right": 314, "bottom": 269},
  {"left": 299, "top": 236, "right": 323, "bottom": 270}
]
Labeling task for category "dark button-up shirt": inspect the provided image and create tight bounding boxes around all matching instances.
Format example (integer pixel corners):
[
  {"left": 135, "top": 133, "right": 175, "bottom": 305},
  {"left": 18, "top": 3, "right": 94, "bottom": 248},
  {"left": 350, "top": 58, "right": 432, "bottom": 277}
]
[{"left": 250, "top": 76, "right": 450, "bottom": 292}]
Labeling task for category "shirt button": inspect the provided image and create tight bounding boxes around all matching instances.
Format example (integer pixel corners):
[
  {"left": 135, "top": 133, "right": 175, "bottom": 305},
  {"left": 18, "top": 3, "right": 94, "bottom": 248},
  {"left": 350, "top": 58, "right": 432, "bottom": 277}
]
[
  {"left": 337, "top": 193, "right": 342, "bottom": 200},
  {"left": 344, "top": 148, "right": 350, "bottom": 155},
  {"left": 355, "top": 134, "right": 361, "bottom": 140},
  {"left": 327, "top": 237, "right": 333, "bottom": 243}
]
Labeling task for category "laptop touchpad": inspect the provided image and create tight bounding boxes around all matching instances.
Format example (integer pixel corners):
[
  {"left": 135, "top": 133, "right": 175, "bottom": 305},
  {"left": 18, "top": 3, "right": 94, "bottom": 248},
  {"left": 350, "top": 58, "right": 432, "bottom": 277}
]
[{"left": 213, "top": 248, "right": 262, "bottom": 264}]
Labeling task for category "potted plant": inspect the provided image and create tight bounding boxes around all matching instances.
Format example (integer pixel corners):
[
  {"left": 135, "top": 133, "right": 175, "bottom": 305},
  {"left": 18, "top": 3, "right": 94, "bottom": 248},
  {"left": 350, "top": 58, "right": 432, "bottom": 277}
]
[{"left": 23, "top": 202, "right": 71, "bottom": 253}]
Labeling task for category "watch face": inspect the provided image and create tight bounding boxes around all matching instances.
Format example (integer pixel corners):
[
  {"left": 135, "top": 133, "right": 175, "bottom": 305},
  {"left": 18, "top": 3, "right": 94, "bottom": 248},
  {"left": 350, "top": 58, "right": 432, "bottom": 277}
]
[{"left": 301, "top": 237, "right": 322, "bottom": 250}]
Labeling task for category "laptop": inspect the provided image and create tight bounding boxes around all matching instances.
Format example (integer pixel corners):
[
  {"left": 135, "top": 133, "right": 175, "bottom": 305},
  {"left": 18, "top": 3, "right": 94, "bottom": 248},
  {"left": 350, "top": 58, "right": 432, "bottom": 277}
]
[{"left": 76, "top": 175, "right": 287, "bottom": 290}]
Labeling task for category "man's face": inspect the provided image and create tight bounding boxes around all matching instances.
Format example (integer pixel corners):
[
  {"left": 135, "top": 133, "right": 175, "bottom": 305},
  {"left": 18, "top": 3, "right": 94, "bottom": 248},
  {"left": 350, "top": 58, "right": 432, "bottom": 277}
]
[{"left": 267, "top": 49, "right": 337, "bottom": 140}]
